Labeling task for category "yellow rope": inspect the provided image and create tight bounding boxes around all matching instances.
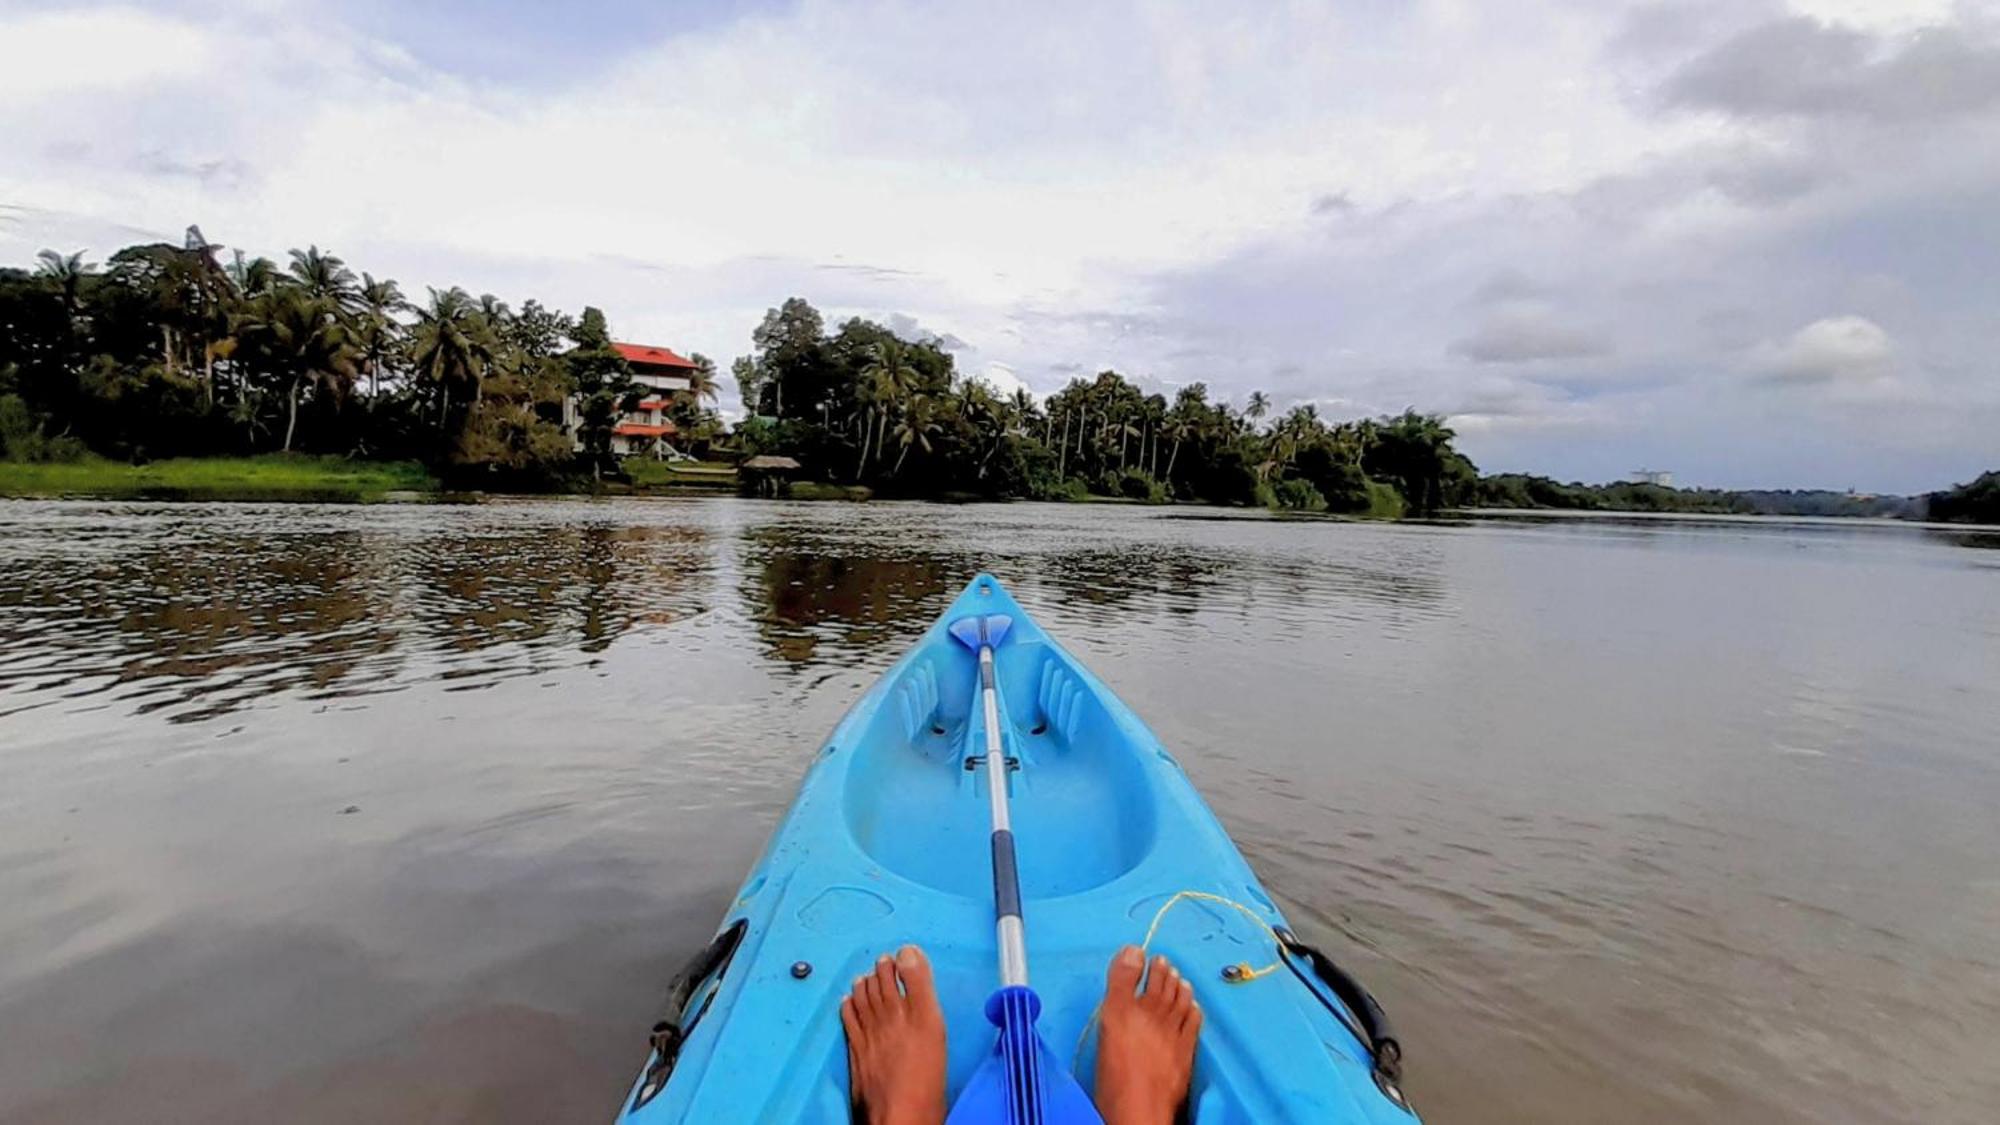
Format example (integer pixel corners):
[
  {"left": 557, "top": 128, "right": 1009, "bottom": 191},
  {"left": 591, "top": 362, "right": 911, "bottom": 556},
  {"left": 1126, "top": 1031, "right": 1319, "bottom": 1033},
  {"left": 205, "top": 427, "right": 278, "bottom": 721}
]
[{"left": 1071, "top": 890, "right": 1283, "bottom": 1072}]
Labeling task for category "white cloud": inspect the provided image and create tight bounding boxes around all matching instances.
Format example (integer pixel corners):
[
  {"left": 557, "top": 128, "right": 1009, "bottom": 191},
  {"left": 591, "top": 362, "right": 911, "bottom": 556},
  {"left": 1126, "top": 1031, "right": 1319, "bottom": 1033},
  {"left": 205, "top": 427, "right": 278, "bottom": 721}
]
[
  {"left": 1753, "top": 315, "right": 1895, "bottom": 384},
  {"left": 0, "top": 8, "right": 213, "bottom": 99},
  {"left": 970, "top": 362, "right": 1032, "bottom": 401}
]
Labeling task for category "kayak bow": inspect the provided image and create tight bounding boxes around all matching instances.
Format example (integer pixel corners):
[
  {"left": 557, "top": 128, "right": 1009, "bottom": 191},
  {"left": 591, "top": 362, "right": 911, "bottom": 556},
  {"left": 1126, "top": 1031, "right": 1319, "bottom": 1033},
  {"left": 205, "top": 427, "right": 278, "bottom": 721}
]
[{"left": 619, "top": 573, "right": 1416, "bottom": 1123}]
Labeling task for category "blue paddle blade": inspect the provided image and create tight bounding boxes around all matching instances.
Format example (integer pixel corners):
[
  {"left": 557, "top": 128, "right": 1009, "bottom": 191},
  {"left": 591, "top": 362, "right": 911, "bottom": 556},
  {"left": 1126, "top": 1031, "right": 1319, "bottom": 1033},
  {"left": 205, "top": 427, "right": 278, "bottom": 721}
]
[
  {"left": 945, "top": 987, "right": 1101, "bottom": 1125},
  {"left": 948, "top": 614, "right": 1015, "bottom": 651}
]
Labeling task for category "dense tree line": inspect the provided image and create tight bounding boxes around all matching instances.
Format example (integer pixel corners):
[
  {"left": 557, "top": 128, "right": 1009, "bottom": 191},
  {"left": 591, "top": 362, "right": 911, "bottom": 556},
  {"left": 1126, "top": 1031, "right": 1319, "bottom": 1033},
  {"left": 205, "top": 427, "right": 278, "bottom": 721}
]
[
  {"left": 1472, "top": 474, "right": 1925, "bottom": 518},
  {"left": 1925, "top": 471, "right": 2000, "bottom": 524},
  {"left": 728, "top": 297, "right": 1474, "bottom": 513},
  {"left": 15, "top": 243, "right": 1981, "bottom": 522},
  {"left": 0, "top": 229, "right": 721, "bottom": 485}
]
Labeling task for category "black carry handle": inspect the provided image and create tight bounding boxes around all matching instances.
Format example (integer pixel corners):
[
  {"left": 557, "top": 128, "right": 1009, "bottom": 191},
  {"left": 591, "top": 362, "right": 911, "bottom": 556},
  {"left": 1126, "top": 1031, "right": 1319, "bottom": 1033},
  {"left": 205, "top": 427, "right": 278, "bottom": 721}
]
[
  {"left": 631, "top": 918, "right": 749, "bottom": 1112},
  {"left": 1274, "top": 927, "right": 1410, "bottom": 1109}
]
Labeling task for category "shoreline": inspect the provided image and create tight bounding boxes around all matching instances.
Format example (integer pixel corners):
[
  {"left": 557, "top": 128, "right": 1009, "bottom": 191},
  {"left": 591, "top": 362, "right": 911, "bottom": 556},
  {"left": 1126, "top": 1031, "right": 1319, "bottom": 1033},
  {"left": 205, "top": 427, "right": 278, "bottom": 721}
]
[
  {"left": 0, "top": 455, "right": 438, "bottom": 504},
  {"left": 5, "top": 459, "right": 1997, "bottom": 528}
]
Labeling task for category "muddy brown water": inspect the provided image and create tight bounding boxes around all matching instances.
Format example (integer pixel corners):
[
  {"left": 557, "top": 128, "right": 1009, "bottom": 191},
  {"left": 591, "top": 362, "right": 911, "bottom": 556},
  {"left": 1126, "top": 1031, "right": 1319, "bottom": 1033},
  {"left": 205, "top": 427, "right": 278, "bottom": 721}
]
[{"left": 2, "top": 498, "right": 1997, "bottom": 1123}]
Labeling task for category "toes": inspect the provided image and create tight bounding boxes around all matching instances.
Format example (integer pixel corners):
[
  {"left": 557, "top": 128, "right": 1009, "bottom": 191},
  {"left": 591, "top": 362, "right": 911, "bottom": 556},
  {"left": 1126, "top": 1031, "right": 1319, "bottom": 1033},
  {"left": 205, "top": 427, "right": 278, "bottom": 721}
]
[
  {"left": 1170, "top": 973, "right": 1195, "bottom": 1021},
  {"left": 895, "top": 945, "right": 939, "bottom": 1012},
  {"left": 854, "top": 971, "right": 879, "bottom": 1018},
  {"left": 873, "top": 953, "right": 900, "bottom": 1005},
  {"left": 1142, "top": 957, "right": 1176, "bottom": 1011},
  {"left": 1180, "top": 998, "right": 1204, "bottom": 1043},
  {"left": 841, "top": 995, "right": 864, "bottom": 1044},
  {"left": 1105, "top": 945, "right": 1144, "bottom": 1002}
]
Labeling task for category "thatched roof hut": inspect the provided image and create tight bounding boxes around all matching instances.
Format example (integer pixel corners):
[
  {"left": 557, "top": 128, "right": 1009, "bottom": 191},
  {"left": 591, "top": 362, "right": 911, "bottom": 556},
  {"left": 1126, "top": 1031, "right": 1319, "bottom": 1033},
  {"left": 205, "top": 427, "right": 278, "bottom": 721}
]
[{"left": 739, "top": 454, "right": 803, "bottom": 497}]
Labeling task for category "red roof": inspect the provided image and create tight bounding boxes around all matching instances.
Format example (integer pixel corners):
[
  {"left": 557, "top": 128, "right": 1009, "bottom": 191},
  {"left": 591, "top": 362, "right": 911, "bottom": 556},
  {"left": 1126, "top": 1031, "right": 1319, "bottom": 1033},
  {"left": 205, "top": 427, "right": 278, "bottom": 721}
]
[
  {"left": 636, "top": 397, "right": 673, "bottom": 411},
  {"left": 614, "top": 342, "right": 698, "bottom": 369},
  {"left": 614, "top": 422, "right": 676, "bottom": 438}
]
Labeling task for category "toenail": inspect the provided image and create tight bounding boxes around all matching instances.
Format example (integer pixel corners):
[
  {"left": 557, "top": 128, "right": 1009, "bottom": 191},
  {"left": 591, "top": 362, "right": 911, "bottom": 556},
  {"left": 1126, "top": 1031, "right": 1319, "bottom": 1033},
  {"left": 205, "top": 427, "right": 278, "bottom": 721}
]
[{"left": 1118, "top": 947, "right": 1142, "bottom": 967}]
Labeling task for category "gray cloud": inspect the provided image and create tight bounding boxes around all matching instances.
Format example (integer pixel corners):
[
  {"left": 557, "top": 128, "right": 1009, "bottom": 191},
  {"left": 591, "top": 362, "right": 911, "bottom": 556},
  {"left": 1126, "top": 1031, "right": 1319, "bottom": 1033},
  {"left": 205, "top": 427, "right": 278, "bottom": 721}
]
[
  {"left": 1471, "top": 269, "right": 1554, "bottom": 305},
  {"left": 815, "top": 261, "right": 921, "bottom": 281},
  {"left": 883, "top": 312, "right": 972, "bottom": 351},
  {"left": 1451, "top": 304, "right": 1613, "bottom": 364},
  {"left": 1310, "top": 192, "right": 1355, "bottom": 216},
  {"left": 1663, "top": 17, "right": 2000, "bottom": 121},
  {"left": 1606, "top": 0, "right": 1775, "bottom": 61},
  {"left": 132, "top": 149, "right": 254, "bottom": 190}
]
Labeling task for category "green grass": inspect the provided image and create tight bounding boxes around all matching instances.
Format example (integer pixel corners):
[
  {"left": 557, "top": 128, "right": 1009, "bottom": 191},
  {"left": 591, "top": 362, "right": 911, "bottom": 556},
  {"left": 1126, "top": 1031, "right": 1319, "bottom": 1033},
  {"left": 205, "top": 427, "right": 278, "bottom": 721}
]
[
  {"left": 624, "top": 458, "right": 739, "bottom": 492},
  {"left": 788, "top": 481, "right": 872, "bottom": 501},
  {"left": 0, "top": 455, "right": 438, "bottom": 503}
]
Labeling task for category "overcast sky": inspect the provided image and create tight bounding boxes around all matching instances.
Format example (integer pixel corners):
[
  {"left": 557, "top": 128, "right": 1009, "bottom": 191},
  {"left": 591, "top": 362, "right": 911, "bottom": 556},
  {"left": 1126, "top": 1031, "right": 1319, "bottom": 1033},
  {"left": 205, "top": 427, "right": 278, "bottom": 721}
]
[{"left": 3, "top": 0, "right": 1996, "bottom": 491}]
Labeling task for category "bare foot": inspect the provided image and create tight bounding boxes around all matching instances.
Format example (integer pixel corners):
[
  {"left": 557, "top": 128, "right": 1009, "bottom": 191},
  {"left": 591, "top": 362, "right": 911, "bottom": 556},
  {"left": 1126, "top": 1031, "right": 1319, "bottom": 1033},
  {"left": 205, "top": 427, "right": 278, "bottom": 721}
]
[
  {"left": 1093, "top": 945, "right": 1201, "bottom": 1125},
  {"left": 842, "top": 945, "right": 948, "bottom": 1125}
]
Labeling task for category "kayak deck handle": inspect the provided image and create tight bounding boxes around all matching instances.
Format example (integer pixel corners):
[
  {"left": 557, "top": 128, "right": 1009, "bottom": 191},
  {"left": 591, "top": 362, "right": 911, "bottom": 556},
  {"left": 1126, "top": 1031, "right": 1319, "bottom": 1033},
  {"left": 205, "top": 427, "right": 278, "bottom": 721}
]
[
  {"left": 1273, "top": 927, "right": 1408, "bottom": 1100},
  {"left": 631, "top": 918, "right": 749, "bottom": 1112}
]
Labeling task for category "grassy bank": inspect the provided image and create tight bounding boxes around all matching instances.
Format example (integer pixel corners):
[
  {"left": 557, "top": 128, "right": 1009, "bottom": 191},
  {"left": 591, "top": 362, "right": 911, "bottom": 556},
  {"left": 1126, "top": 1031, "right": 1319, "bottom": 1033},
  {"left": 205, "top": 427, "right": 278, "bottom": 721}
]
[
  {"left": 0, "top": 456, "right": 438, "bottom": 503},
  {"left": 623, "top": 458, "right": 739, "bottom": 493}
]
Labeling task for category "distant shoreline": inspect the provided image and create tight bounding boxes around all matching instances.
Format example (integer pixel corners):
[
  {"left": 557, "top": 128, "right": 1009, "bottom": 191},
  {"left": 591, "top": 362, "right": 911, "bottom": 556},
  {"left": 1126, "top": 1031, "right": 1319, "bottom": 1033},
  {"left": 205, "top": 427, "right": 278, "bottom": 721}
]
[
  {"left": 1460, "top": 507, "right": 2000, "bottom": 530},
  {"left": 4, "top": 458, "right": 1997, "bottom": 529}
]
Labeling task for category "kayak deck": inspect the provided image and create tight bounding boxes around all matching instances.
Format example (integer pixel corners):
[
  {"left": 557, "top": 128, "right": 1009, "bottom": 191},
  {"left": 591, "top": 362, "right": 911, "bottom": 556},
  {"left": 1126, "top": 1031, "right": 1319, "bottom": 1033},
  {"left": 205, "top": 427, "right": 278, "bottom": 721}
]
[{"left": 620, "top": 574, "right": 1415, "bottom": 1123}]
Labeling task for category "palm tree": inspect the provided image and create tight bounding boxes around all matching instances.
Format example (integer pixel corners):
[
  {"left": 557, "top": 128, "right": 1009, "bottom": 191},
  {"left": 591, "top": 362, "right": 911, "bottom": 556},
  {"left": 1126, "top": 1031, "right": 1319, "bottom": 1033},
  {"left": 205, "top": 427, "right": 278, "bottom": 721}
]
[
  {"left": 409, "top": 287, "right": 498, "bottom": 429},
  {"left": 287, "top": 246, "right": 360, "bottom": 311},
  {"left": 1162, "top": 414, "right": 1193, "bottom": 484},
  {"left": 1010, "top": 388, "right": 1036, "bottom": 431},
  {"left": 34, "top": 250, "right": 91, "bottom": 321},
  {"left": 234, "top": 288, "right": 360, "bottom": 452},
  {"left": 685, "top": 354, "right": 720, "bottom": 405},
  {"left": 172, "top": 228, "right": 236, "bottom": 401},
  {"left": 890, "top": 393, "right": 941, "bottom": 476},
  {"left": 1376, "top": 410, "right": 1457, "bottom": 515},
  {"left": 355, "top": 274, "right": 407, "bottom": 396},
  {"left": 227, "top": 388, "right": 269, "bottom": 448},
  {"left": 858, "top": 340, "right": 916, "bottom": 476},
  {"left": 960, "top": 381, "right": 1008, "bottom": 478},
  {"left": 1246, "top": 390, "right": 1271, "bottom": 429},
  {"left": 1140, "top": 394, "right": 1167, "bottom": 476},
  {"left": 1275, "top": 403, "right": 1321, "bottom": 466},
  {"left": 229, "top": 252, "right": 279, "bottom": 296}
]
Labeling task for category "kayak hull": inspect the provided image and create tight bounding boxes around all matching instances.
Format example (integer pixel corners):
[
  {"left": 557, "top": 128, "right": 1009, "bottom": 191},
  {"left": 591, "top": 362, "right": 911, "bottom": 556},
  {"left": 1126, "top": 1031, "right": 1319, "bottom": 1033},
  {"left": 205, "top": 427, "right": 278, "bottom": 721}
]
[{"left": 618, "top": 574, "right": 1417, "bottom": 1123}]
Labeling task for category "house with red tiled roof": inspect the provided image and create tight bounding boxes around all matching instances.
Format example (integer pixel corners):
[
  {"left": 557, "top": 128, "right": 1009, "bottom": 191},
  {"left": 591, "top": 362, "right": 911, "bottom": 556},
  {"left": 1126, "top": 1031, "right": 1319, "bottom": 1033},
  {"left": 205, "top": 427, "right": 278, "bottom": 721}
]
[{"left": 565, "top": 340, "right": 700, "bottom": 459}]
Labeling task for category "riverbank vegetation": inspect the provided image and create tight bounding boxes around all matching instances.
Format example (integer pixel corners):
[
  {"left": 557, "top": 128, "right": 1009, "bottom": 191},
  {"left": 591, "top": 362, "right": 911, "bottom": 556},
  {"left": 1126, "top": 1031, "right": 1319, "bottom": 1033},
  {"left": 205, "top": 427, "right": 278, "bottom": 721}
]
[
  {"left": 730, "top": 297, "right": 1473, "bottom": 515},
  {"left": 1925, "top": 472, "right": 2000, "bottom": 524},
  {"left": 4, "top": 236, "right": 1992, "bottom": 520},
  {"left": 0, "top": 455, "right": 434, "bottom": 502},
  {"left": 0, "top": 228, "right": 722, "bottom": 490},
  {"left": 1471, "top": 474, "right": 1924, "bottom": 519}
]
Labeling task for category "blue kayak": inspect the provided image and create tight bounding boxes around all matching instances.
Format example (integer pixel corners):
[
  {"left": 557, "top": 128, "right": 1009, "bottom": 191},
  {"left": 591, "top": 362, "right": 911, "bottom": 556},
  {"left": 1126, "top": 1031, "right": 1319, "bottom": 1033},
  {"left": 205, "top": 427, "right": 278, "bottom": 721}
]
[{"left": 617, "top": 574, "right": 1417, "bottom": 1123}]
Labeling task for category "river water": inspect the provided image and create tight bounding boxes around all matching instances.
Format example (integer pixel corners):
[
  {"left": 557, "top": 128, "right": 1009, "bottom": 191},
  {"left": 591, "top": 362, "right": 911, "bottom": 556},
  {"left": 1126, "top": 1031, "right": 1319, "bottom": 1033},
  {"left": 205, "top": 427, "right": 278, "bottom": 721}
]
[{"left": 1, "top": 498, "right": 1996, "bottom": 1124}]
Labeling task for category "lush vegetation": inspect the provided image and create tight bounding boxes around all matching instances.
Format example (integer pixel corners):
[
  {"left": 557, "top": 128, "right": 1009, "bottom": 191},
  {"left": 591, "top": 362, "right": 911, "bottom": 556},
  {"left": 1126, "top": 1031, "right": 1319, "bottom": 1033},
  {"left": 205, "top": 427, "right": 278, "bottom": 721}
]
[
  {"left": 728, "top": 297, "right": 1473, "bottom": 514},
  {"left": 7, "top": 236, "right": 1991, "bottom": 522},
  {"left": 1472, "top": 474, "right": 1925, "bottom": 518},
  {"left": 0, "top": 228, "right": 721, "bottom": 489},
  {"left": 0, "top": 454, "right": 434, "bottom": 502},
  {"left": 1926, "top": 471, "right": 2000, "bottom": 524}
]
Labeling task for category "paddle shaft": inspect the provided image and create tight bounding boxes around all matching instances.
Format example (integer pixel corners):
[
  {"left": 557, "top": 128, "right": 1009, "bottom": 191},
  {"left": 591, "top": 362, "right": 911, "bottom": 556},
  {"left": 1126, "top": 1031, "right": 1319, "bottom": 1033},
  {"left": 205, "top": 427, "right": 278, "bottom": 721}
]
[{"left": 978, "top": 642, "right": 1029, "bottom": 988}]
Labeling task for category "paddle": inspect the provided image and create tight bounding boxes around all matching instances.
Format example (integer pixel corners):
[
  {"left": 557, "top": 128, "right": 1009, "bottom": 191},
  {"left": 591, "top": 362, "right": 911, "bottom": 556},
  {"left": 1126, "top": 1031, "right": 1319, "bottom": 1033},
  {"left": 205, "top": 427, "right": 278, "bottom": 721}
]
[{"left": 944, "top": 613, "right": 1101, "bottom": 1125}]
